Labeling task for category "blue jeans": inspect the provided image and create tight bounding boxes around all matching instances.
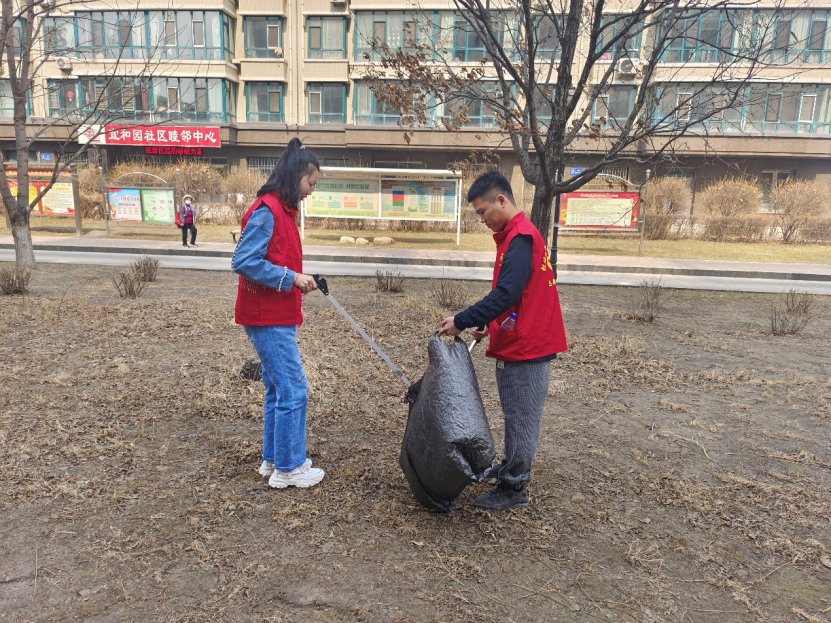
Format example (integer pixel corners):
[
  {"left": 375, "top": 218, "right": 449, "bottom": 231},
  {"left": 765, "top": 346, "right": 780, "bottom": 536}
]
[{"left": 243, "top": 325, "right": 308, "bottom": 471}]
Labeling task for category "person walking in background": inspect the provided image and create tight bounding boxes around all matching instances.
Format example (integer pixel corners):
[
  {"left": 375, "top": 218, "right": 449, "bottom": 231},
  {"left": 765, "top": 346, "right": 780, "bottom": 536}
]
[
  {"left": 180, "top": 194, "right": 198, "bottom": 248},
  {"left": 231, "top": 138, "right": 324, "bottom": 489},
  {"left": 439, "top": 171, "right": 568, "bottom": 511}
]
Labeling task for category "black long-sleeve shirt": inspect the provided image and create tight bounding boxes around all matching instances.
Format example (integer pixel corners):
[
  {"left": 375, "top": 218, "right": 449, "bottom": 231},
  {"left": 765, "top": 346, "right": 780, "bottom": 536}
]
[{"left": 454, "top": 234, "right": 533, "bottom": 330}]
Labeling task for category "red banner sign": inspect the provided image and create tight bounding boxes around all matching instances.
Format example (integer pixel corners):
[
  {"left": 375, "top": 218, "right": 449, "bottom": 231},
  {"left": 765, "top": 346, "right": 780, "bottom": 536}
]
[{"left": 80, "top": 125, "right": 221, "bottom": 148}]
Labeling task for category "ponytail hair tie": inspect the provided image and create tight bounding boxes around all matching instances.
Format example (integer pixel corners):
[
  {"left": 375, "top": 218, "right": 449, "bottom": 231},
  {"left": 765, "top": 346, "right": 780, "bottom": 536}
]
[{"left": 299, "top": 145, "right": 306, "bottom": 150}]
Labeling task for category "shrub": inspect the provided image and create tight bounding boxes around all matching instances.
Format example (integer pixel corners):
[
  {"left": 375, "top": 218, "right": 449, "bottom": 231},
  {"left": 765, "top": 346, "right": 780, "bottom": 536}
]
[
  {"left": 431, "top": 279, "right": 468, "bottom": 310},
  {"left": 699, "top": 215, "right": 771, "bottom": 243},
  {"left": 626, "top": 278, "right": 666, "bottom": 323},
  {"left": 701, "top": 176, "right": 761, "bottom": 218},
  {"left": 799, "top": 217, "right": 831, "bottom": 245},
  {"left": 375, "top": 270, "right": 405, "bottom": 293},
  {"left": 130, "top": 256, "right": 160, "bottom": 282},
  {"left": 222, "top": 169, "right": 266, "bottom": 223},
  {"left": 644, "top": 214, "right": 678, "bottom": 240},
  {"left": 0, "top": 267, "right": 31, "bottom": 295},
  {"left": 644, "top": 177, "right": 692, "bottom": 240},
  {"left": 112, "top": 270, "right": 147, "bottom": 298},
  {"left": 770, "top": 289, "right": 815, "bottom": 335},
  {"left": 647, "top": 177, "right": 693, "bottom": 216},
  {"left": 77, "top": 165, "right": 106, "bottom": 219},
  {"left": 769, "top": 178, "right": 830, "bottom": 243}
]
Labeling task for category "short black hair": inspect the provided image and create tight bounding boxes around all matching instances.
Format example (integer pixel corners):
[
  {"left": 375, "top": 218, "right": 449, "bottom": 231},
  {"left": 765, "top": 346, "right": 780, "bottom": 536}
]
[{"left": 467, "top": 171, "right": 515, "bottom": 204}]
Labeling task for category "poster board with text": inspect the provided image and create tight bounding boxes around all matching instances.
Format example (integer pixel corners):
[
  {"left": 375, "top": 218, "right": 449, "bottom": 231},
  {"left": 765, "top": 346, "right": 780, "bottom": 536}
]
[
  {"left": 559, "top": 192, "right": 640, "bottom": 229},
  {"left": 380, "top": 180, "right": 456, "bottom": 220},
  {"left": 306, "top": 179, "right": 380, "bottom": 218}
]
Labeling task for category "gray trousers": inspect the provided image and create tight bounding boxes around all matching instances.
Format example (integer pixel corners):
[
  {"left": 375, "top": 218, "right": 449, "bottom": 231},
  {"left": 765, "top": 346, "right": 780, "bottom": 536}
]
[{"left": 494, "top": 359, "right": 552, "bottom": 488}]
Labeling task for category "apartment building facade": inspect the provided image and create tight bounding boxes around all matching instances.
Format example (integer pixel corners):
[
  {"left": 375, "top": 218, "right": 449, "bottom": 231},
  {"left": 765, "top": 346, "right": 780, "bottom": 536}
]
[{"left": 2, "top": 0, "right": 830, "bottom": 205}]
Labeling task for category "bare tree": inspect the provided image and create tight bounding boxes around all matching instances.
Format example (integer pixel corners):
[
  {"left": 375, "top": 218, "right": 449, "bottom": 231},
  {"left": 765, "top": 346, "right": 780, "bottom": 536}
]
[
  {"left": 362, "top": 0, "right": 821, "bottom": 264},
  {"left": 0, "top": 0, "right": 195, "bottom": 268}
]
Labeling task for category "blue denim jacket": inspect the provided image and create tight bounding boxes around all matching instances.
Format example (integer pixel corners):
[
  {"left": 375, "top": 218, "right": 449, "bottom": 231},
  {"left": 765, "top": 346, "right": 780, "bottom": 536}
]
[{"left": 231, "top": 206, "right": 296, "bottom": 292}]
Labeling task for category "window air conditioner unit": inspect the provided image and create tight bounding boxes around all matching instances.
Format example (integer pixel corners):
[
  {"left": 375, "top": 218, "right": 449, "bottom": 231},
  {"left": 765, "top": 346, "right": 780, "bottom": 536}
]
[
  {"left": 616, "top": 58, "right": 639, "bottom": 76},
  {"left": 55, "top": 57, "right": 72, "bottom": 71}
]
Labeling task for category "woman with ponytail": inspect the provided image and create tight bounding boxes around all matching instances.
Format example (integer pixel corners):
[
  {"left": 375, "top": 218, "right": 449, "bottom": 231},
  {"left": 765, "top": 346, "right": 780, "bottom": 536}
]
[{"left": 232, "top": 138, "right": 324, "bottom": 489}]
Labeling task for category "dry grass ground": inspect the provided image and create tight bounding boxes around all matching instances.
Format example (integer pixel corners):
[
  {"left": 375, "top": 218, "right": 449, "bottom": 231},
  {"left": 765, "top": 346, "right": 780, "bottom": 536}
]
[{"left": 1, "top": 264, "right": 830, "bottom": 622}]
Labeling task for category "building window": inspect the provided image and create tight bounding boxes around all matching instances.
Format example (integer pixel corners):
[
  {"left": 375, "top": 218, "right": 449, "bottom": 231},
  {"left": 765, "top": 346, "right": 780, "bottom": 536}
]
[
  {"left": 746, "top": 84, "right": 830, "bottom": 134},
  {"left": 601, "top": 166, "right": 630, "bottom": 181},
  {"left": 531, "top": 85, "right": 555, "bottom": 130},
  {"left": 307, "top": 17, "right": 346, "bottom": 59},
  {"left": 244, "top": 16, "right": 283, "bottom": 58},
  {"left": 43, "top": 17, "right": 75, "bottom": 54},
  {"left": 451, "top": 14, "right": 511, "bottom": 62},
  {"left": 0, "top": 80, "right": 14, "bottom": 118},
  {"left": 535, "top": 16, "right": 561, "bottom": 60},
  {"left": 760, "top": 170, "right": 792, "bottom": 197},
  {"left": 651, "top": 82, "right": 831, "bottom": 135},
  {"left": 74, "top": 11, "right": 232, "bottom": 62},
  {"left": 47, "top": 77, "right": 235, "bottom": 122},
  {"left": 661, "top": 10, "right": 738, "bottom": 63},
  {"left": 75, "top": 12, "right": 147, "bottom": 60},
  {"left": 438, "top": 82, "right": 501, "bottom": 128},
  {"left": 755, "top": 9, "right": 831, "bottom": 64},
  {"left": 196, "top": 87, "right": 207, "bottom": 114},
  {"left": 308, "top": 83, "right": 346, "bottom": 124},
  {"left": 592, "top": 86, "right": 638, "bottom": 124},
  {"left": 164, "top": 11, "right": 176, "bottom": 46},
  {"left": 9, "top": 19, "right": 24, "bottom": 56},
  {"left": 249, "top": 157, "right": 279, "bottom": 175},
  {"left": 453, "top": 20, "right": 484, "bottom": 61},
  {"left": 167, "top": 87, "right": 179, "bottom": 112},
  {"left": 246, "top": 82, "right": 283, "bottom": 122},
  {"left": 597, "top": 15, "right": 643, "bottom": 60},
  {"left": 354, "top": 81, "right": 401, "bottom": 126},
  {"left": 355, "top": 11, "right": 452, "bottom": 61},
  {"left": 46, "top": 79, "right": 80, "bottom": 115},
  {"left": 322, "top": 158, "right": 349, "bottom": 167},
  {"left": 193, "top": 20, "right": 205, "bottom": 47},
  {"left": 808, "top": 14, "right": 829, "bottom": 62}
]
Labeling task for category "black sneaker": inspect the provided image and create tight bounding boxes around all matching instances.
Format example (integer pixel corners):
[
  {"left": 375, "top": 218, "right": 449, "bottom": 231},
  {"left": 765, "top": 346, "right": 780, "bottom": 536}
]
[{"left": 473, "top": 484, "right": 529, "bottom": 511}]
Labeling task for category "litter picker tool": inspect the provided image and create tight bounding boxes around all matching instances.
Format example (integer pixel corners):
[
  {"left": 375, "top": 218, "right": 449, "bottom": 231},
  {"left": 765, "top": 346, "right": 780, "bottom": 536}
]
[{"left": 313, "top": 275, "right": 411, "bottom": 389}]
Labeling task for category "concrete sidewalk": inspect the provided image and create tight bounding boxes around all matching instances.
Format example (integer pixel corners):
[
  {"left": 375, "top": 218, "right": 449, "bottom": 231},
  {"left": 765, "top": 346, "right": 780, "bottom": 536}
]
[{"left": 2, "top": 234, "right": 830, "bottom": 283}]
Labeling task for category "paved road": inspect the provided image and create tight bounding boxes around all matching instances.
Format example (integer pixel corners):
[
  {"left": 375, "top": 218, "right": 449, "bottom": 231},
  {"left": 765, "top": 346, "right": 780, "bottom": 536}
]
[{"left": 4, "top": 248, "right": 831, "bottom": 295}]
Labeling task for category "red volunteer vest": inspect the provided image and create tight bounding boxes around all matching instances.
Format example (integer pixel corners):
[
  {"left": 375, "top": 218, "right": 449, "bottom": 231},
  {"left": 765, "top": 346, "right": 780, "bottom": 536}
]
[
  {"left": 234, "top": 192, "right": 303, "bottom": 326},
  {"left": 486, "top": 212, "right": 568, "bottom": 361}
]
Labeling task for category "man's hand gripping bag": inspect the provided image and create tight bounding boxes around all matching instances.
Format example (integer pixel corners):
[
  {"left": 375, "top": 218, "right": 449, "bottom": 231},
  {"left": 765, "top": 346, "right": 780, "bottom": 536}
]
[{"left": 400, "top": 334, "right": 495, "bottom": 512}]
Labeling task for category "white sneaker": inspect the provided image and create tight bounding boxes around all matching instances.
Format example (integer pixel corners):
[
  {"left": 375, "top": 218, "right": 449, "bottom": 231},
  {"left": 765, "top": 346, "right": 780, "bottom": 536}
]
[
  {"left": 268, "top": 463, "right": 325, "bottom": 489},
  {"left": 259, "top": 458, "right": 311, "bottom": 477}
]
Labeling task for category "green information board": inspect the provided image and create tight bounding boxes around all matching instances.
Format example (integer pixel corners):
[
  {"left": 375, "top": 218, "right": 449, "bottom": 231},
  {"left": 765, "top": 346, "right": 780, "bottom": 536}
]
[
  {"left": 306, "top": 178, "right": 380, "bottom": 218},
  {"left": 380, "top": 180, "right": 457, "bottom": 220},
  {"left": 140, "top": 188, "right": 177, "bottom": 223}
]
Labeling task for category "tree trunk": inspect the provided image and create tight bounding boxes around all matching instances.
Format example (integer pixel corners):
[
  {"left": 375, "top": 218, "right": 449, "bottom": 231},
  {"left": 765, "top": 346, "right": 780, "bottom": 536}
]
[
  {"left": 9, "top": 206, "right": 36, "bottom": 269},
  {"left": 529, "top": 183, "right": 555, "bottom": 249}
]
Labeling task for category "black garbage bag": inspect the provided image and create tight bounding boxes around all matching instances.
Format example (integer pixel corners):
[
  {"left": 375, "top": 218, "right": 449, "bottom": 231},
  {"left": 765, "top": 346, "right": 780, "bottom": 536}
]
[
  {"left": 400, "top": 334, "right": 495, "bottom": 512},
  {"left": 238, "top": 358, "right": 262, "bottom": 381}
]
